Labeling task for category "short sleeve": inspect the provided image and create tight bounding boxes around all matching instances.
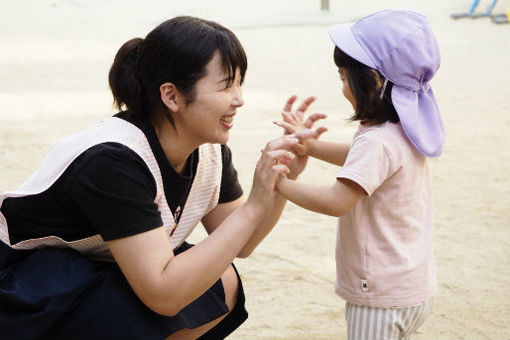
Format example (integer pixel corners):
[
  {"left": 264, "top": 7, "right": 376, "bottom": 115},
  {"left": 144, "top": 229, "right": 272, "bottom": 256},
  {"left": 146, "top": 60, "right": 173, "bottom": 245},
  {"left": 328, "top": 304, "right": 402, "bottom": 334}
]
[
  {"left": 69, "top": 143, "right": 163, "bottom": 241},
  {"left": 219, "top": 145, "right": 243, "bottom": 203},
  {"left": 337, "top": 136, "right": 393, "bottom": 196}
]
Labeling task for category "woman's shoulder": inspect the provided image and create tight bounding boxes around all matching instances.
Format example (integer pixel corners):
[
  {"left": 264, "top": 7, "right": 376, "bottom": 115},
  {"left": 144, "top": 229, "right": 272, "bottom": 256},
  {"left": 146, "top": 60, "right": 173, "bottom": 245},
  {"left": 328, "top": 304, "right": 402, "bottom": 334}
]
[
  {"left": 66, "top": 142, "right": 155, "bottom": 190},
  {"left": 76, "top": 142, "right": 147, "bottom": 169}
]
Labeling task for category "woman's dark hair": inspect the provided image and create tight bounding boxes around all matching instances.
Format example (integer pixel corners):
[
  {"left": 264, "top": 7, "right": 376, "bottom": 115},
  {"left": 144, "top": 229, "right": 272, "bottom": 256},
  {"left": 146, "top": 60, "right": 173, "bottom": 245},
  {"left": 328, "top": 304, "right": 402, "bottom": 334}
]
[
  {"left": 108, "top": 16, "right": 247, "bottom": 124},
  {"left": 333, "top": 46, "right": 399, "bottom": 125}
]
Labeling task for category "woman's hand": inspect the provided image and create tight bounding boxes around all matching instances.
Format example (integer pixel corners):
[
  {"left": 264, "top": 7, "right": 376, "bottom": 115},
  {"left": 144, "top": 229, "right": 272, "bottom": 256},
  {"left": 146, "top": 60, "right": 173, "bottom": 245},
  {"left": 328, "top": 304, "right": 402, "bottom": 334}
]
[
  {"left": 273, "top": 95, "right": 328, "bottom": 178},
  {"left": 246, "top": 135, "right": 298, "bottom": 214}
]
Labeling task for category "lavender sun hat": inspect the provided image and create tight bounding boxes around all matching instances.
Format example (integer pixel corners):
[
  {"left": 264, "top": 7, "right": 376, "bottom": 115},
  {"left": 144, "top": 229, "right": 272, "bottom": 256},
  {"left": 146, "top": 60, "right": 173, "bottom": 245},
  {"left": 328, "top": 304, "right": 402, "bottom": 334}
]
[{"left": 328, "top": 9, "right": 445, "bottom": 157}]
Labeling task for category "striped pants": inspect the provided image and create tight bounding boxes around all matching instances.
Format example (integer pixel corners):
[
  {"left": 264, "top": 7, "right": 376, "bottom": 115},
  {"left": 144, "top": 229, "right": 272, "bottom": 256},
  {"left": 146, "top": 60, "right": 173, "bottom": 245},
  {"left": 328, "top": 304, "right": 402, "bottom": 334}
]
[{"left": 345, "top": 298, "right": 434, "bottom": 340}]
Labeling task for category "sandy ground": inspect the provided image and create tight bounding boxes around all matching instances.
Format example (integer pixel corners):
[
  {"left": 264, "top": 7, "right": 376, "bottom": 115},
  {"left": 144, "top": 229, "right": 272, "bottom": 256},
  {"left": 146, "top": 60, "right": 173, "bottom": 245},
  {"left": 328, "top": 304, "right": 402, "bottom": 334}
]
[{"left": 1, "top": 0, "right": 509, "bottom": 339}]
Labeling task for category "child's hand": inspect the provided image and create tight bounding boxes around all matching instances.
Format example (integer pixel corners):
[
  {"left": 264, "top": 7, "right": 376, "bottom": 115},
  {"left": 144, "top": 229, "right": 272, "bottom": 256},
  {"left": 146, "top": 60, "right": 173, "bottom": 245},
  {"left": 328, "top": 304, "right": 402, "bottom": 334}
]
[
  {"left": 273, "top": 95, "right": 328, "bottom": 179},
  {"left": 273, "top": 95, "right": 328, "bottom": 156}
]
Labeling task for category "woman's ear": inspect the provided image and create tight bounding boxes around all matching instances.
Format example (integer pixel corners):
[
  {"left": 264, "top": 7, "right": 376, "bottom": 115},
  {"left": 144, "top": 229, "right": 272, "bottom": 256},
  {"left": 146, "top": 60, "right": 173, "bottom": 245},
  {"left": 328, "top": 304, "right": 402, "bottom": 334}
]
[{"left": 160, "top": 82, "right": 181, "bottom": 112}]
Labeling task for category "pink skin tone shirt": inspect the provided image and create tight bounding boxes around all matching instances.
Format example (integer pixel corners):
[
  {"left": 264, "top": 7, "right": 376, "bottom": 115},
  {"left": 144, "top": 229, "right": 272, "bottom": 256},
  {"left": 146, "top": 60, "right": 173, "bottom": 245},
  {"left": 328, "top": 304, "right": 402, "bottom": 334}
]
[{"left": 335, "top": 122, "right": 437, "bottom": 308}]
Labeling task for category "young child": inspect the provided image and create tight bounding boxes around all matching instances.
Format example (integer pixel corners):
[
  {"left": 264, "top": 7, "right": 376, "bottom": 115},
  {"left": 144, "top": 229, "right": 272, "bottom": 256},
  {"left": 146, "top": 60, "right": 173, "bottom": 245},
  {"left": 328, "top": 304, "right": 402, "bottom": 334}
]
[{"left": 275, "top": 9, "right": 445, "bottom": 340}]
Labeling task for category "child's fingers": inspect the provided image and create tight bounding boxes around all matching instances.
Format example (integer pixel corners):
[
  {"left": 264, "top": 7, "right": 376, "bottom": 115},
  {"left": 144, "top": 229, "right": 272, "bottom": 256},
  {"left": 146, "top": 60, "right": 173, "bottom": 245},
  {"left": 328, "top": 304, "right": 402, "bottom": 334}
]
[
  {"left": 293, "top": 126, "right": 327, "bottom": 142},
  {"left": 294, "top": 129, "right": 314, "bottom": 142},
  {"left": 272, "top": 120, "right": 296, "bottom": 134},
  {"left": 296, "top": 96, "right": 316, "bottom": 119},
  {"left": 304, "top": 113, "right": 327, "bottom": 128},
  {"left": 281, "top": 110, "right": 296, "bottom": 124},
  {"left": 312, "top": 126, "right": 328, "bottom": 138},
  {"left": 282, "top": 95, "right": 298, "bottom": 113}
]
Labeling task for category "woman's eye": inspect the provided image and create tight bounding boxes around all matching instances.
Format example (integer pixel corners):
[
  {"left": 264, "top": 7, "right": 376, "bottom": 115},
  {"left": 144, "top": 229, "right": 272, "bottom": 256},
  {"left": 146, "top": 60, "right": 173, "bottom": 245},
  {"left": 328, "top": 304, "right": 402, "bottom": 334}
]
[{"left": 218, "top": 82, "right": 231, "bottom": 90}]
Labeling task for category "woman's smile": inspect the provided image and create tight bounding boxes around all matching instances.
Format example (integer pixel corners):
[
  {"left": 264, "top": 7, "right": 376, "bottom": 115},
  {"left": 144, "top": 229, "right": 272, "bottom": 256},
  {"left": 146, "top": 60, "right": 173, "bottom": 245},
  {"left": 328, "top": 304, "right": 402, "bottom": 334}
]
[{"left": 220, "top": 114, "right": 235, "bottom": 129}]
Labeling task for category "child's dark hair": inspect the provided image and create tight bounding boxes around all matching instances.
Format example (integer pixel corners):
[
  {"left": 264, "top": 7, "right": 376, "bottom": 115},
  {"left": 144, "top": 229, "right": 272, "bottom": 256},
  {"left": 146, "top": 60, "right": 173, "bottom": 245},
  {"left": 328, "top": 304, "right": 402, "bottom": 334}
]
[
  {"left": 108, "top": 16, "right": 247, "bottom": 124},
  {"left": 333, "top": 46, "right": 399, "bottom": 125}
]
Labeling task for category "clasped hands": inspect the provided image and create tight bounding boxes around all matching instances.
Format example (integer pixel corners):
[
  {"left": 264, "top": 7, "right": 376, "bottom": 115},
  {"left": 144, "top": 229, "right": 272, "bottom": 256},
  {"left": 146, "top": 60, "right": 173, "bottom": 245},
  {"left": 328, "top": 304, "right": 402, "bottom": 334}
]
[{"left": 251, "top": 95, "right": 327, "bottom": 209}]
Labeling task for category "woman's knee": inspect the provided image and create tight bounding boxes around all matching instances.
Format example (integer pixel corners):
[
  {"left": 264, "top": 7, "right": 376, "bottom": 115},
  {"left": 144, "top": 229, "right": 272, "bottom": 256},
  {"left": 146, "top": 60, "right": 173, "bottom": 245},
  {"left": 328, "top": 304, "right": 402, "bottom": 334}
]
[{"left": 220, "top": 264, "right": 238, "bottom": 311}]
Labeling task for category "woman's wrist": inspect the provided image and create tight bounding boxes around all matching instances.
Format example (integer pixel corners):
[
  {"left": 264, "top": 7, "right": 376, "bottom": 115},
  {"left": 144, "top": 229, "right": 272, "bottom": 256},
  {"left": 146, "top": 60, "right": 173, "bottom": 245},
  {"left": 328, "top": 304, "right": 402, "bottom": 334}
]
[{"left": 242, "top": 196, "right": 268, "bottom": 224}]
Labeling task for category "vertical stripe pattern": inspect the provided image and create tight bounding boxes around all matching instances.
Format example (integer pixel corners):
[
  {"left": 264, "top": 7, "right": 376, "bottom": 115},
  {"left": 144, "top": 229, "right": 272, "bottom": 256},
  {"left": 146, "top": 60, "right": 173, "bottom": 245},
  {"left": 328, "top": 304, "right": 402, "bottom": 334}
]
[{"left": 345, "top": 298, "right": 434, "bottom": 340}]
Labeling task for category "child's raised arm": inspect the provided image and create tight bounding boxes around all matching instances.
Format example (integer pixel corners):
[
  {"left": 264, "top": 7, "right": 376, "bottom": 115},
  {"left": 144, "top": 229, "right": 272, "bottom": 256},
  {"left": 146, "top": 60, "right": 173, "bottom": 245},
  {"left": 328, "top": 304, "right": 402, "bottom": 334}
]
[{"left": 276, "top": 177, "right": 365, "bottom": 217}]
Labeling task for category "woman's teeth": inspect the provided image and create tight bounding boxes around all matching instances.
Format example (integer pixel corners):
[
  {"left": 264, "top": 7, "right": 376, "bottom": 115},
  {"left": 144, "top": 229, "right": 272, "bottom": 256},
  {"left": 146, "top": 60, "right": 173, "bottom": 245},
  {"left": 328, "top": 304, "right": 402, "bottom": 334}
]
[{"left": 221, "top": 116, "right": 234, "bottom": 124}]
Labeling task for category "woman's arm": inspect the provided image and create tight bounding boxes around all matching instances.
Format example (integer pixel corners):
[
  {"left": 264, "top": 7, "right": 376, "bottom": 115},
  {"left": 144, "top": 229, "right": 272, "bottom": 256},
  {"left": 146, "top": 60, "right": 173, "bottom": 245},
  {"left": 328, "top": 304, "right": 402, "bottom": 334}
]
[
  {"left": 276, "top": 177, "right": 365, "bottom": 217},
  {"left": 107, "top": 201, "right": 262, "bottom": 317},
  {"left": 201, "top": 144, "right": 351, "bottom": 257},
  {"left": 106, "top": 137, "right": 297, "bottom": 317},
  {"left": 202, "top": 136, "right": 301, "bottom": 258},
  {"left": 201, "top": 191, "right": 290, "bottom": 258}
]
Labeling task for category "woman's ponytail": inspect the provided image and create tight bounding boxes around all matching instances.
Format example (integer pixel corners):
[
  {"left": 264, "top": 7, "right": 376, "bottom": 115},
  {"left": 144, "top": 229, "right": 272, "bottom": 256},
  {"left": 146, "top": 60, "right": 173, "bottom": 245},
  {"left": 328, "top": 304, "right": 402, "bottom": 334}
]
[{"left": 108, "top": 38, "right": 144, "bottom": 114}]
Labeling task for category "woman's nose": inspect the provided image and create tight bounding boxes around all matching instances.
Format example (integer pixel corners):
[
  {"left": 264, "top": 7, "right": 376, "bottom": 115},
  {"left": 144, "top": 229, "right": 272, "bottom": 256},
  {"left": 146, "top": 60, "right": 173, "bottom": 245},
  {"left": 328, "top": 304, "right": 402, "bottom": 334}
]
[{"left": 232, "top": 87, "right": 244, "bottom": 107}]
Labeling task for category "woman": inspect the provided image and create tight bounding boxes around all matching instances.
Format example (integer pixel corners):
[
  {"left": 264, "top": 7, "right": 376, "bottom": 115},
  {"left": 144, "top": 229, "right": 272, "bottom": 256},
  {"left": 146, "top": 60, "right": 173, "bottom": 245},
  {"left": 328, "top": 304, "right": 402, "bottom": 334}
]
[{"left": 0, "top": 16, "right": 313, "bottom": 339}]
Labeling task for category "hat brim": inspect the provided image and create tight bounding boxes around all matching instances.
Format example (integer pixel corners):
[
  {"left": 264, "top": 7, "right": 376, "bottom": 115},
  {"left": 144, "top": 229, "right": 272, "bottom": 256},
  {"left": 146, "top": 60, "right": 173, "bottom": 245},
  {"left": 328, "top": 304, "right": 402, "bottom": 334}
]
[
  {"left": 391, "top": 85, "right": 445, "bottom": 157},
  {"left": 328, "top": 23, "right": 376, "bottom": 69}
]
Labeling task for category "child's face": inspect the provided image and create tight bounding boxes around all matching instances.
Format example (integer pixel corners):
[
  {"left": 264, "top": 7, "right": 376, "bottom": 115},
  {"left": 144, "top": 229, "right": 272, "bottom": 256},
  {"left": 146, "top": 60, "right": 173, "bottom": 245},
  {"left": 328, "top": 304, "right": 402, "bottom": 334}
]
[{"left": 338, "top": 68, "right": 356, "bottom": 111}]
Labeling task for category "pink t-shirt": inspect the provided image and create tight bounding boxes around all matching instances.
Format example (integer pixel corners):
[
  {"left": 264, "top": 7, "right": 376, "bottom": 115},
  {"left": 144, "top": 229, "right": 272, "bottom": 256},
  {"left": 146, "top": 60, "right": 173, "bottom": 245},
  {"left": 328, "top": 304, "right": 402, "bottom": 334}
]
[{"left": 335, "top": 122, "right": 437, "bottom": 307}]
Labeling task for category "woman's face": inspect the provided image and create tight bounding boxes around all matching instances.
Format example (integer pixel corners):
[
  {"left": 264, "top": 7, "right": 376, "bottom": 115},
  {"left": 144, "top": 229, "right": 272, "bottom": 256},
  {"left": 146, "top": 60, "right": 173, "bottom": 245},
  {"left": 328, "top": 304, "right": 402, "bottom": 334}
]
[
  {"left": 338, "top": 67, "right": 356, "bottom": 111},
  {"left": 177, "top": 52, "right": 244, "bottom": 145}
]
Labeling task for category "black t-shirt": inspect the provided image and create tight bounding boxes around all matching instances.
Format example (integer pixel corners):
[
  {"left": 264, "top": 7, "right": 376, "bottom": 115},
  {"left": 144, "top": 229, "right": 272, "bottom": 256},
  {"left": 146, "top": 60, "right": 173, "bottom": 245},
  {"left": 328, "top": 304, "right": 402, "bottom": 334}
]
[{"left": 2, "top": 113, "right": 243, "bottom": 244}]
